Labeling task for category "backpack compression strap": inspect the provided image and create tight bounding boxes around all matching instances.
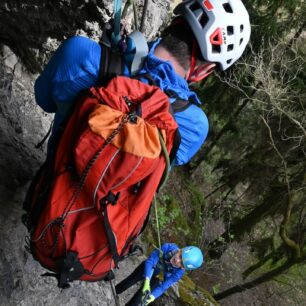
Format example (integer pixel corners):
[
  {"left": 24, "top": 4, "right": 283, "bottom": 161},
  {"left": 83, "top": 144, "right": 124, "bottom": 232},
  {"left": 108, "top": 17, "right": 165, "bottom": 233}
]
[{"left": 100, "top": 191, "right": 122, "bottom": 267}]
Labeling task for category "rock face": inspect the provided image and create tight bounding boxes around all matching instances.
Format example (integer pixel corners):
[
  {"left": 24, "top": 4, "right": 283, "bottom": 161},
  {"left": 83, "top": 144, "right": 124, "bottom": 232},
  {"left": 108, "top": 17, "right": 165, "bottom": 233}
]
[
  {"left": 0, "top": 1, "right": 173, "bottom": 305},
  {"left": 0, "top": 1, "right": 218, "bottom": 305},
  {"left": 0, "top": 0, "right": 172, "bottom": 73},
  {"left": 0, "top": 0, "right": 173, "bottom": 186},
  {"left": 0, "top": 46, "right": 50, "bottom": 189}
]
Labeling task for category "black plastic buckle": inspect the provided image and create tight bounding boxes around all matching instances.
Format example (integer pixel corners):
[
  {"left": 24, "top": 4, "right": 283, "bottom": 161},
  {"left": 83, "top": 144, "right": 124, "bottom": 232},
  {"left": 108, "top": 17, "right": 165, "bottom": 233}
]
[{"left": 100, "top": 191, "right": 120, "bottom": 206}]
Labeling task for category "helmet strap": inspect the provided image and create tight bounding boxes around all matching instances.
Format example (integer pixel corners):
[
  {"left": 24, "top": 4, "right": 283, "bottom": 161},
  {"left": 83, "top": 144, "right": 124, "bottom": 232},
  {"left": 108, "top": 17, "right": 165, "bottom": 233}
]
[
  {"left": 186, "top": 39, "right": 197, "bottom": 82},
  {"left": 186, "top": 40, "right": 216, "bottom": 83},
  {"left": 188, "top": 63, "right": 216, "bottom": 83}
]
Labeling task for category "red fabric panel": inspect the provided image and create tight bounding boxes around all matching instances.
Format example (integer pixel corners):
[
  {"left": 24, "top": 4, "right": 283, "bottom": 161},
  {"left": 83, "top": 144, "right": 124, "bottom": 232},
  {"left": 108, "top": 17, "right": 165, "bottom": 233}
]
[{"left": 29, "top": 76, "right": 178, "bottom": 281}]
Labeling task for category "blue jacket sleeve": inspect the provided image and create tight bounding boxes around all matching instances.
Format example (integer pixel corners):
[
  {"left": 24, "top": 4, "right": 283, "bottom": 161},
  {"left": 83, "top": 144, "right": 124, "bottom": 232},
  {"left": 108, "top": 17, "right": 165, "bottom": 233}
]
[
  {"left": 144, "top": 249, "right": 160, "bottom": 279},
  {"left": 173, "top": 104, "right": 209, "bottom": 166},
  {"left": 151, "top": 268, "right": 184, "bottom": 299},
  {"left": 34, "top": 36, "right": 101, "bottom": 117}
]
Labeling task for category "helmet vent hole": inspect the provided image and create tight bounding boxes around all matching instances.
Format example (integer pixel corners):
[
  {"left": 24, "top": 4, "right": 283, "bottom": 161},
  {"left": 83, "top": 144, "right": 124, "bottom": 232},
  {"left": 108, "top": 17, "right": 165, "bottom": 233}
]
[
  {"left": 190, "top": 2, "right": 202, "bottom": 14},
  {"left": 227, "top": 26, "right": 234, "bottom": 35},
  {"left": 239, "top": 38, "right": 243, "bottom": 45},
  {"left": 212, "top": 45, "right": 221, "bottom": 54},
  {"left": 223, "top": 3, "right": 233, "bottom": 13},
  {"left": 227, "top": 44, "right": 234, "bottom": 51},
  {"left": 227, "top": 59, "right": 232, "bottom": 64},
  {"left": 199, "top": 12, "right": 209, "bottom": 28},
  {"left": 240, "top": 25, "right": 244, "bottom": 32}
]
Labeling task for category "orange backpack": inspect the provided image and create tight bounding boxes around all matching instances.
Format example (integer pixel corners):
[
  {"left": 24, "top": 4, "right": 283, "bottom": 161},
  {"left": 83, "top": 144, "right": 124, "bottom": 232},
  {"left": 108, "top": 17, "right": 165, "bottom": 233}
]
[{"left": 23, "top": 76, "right": 178, "bottom": 288}]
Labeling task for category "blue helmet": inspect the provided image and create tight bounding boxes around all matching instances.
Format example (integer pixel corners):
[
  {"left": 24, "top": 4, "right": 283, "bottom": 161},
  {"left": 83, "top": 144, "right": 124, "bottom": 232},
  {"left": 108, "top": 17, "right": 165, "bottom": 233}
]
[{"left": 182, "top": 246, "right": 204, "bottom": 270}]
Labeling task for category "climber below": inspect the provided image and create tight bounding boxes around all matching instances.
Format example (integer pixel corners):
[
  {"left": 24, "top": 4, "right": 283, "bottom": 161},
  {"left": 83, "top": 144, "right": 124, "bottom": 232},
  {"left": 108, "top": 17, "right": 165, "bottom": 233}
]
[{"left": 115, "top": 243, "right": 204, "bottom": 306}]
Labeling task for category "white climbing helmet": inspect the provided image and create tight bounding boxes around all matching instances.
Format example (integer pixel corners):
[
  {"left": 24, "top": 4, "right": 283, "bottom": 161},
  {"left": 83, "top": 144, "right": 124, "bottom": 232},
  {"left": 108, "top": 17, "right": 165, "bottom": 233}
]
[{"left": 174, "top": 0, "right": 251, "bottom": 70}]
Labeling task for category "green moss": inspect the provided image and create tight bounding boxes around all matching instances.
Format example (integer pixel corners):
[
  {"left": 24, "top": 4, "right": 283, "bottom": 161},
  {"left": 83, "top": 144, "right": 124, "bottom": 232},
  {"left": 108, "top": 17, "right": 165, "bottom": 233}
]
[
  {"left": 183, "top": 181, "right": 205, "bottom": 244},
  {"left": 152, "top": 193, "right": 191, "bottom": 242},
  {"left": 178, "top": 275, "right": 219, "bottom": 306}
]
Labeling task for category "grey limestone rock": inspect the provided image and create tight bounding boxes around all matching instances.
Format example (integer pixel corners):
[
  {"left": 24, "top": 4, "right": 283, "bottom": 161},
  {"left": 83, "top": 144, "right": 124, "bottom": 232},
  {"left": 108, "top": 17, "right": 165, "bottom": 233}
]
[{"left": 0, "top": 1, "right": 175, "bottom": 305}]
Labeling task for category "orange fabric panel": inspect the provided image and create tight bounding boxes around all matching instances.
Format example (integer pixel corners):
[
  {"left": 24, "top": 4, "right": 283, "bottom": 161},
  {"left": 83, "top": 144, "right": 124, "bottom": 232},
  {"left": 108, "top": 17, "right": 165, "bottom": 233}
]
[{"left": 88, "top": 104, "right": 161, "bottom": 159}]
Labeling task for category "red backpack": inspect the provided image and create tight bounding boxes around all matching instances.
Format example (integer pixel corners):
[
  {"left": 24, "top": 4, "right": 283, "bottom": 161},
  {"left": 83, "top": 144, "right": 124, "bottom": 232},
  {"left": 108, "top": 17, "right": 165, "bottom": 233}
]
[{"left": 23, "top": 76, "right": 178, "bottom": 288}]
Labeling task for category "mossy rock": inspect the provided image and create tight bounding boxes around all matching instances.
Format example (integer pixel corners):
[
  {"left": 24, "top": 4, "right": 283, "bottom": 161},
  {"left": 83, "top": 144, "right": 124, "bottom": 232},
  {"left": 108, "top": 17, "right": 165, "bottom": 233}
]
[{"left": 178, "top": 275, "right": 219, "bottom": 306}]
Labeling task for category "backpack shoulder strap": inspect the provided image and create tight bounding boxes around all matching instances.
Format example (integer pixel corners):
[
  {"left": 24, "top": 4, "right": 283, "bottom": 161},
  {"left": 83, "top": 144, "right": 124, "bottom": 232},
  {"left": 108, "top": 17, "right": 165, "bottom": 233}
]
[
  {"left": 171, "top": 99, "right": 192, "bottom": 113},
  {"left": 99, "top": 22, "right": 124, "bottom": 85},
  {"left": 125, "top": 31, "right": 148, "bottom": 76},
  {"left": 99, "top": 21, "right": 148, "bottom": 84},
  {"left": 99, "top": 43, "right": 123, "bottom": 86},
  {"left": 169, "top": 129, "right": 181, "bottom": 165},
  {"left": 165, "top": 88, "right": 202, "bottom": 114}
]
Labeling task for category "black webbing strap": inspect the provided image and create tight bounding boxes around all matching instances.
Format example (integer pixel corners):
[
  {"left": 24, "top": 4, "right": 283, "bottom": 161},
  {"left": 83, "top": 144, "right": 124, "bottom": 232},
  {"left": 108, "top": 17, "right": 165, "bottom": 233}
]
[
  {"left": 99, "top": 42, "right": 110, "bottom": 85},
  {"left": 58, "top": 252, "right": 84, "bottom": 288},
  {"left": 132, "top": 73, "right": 156, "bottom": 86},
  {"left": 166, "top": 88, "right": 202, "bottom": 113},
  {"left": 99, "top": 43, "right": 123, "bottom": 86},
  {"left": 100, "top": 192, "right": 121, "bottom": 267},
  {"left": 42, "top": 252, "right": 84, "bottom": 289},
  {"left": 102, "top": 206, "right": 121, "bottom": 267},
  {"left": 169, "top": 129, "right": 181, "bottom": 165},
  {"left": 170, "top": 99, "right": 192, "bottom": 113}
]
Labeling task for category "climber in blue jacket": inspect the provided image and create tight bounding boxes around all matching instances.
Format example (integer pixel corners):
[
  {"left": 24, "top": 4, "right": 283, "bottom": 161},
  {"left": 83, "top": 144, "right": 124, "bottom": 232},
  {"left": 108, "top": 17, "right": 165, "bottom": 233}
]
[
  {"left": 34, "top": 0, "right": 251, "bottom": 166},
  {"left": 115, "top": 243, "right": 203, "bottom": 306}
]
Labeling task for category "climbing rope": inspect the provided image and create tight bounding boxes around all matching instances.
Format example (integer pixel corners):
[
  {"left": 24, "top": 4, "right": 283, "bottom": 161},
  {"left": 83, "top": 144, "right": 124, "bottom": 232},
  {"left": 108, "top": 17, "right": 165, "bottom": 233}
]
[
  {"left": 139, "top": 0, "right": 149, "bottom": 33},
  {"left": 121, "top": 0, "right": 150, "bottom": 33},
  {"left": 121, "top": 0, "right": 138, "bottom": 30},
  {"left": 152, "top": 131, "right": 171, "bottom": 254},
  {"left": 112, "top": 0, "right": 122, "bottom": 46},
  {"left": 153, "top": 195, "right": 162, "bottom": 251},
  {"left": 158, "top": 131, "right": 171, "bottom": 190},
  {"left": 132, "top": 0, "right": 138, "bottom": 30}
]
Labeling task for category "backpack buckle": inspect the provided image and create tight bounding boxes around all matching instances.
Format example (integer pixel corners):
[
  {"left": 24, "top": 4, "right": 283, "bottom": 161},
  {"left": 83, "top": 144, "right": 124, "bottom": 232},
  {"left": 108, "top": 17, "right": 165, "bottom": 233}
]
[{"left": 100, "top": 191, "right": 121, "bottom": 206}]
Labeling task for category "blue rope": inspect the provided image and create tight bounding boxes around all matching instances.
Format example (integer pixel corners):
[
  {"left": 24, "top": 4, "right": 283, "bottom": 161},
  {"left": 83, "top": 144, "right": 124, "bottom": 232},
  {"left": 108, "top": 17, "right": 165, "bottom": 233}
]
[{"left": 113, "top": 0, "right": 122, "bottom": 47}]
